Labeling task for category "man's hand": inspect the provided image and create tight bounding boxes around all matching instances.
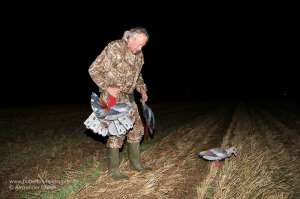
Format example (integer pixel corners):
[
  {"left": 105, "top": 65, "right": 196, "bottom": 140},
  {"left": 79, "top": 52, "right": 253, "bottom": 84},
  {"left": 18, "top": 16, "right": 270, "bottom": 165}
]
[
  {"left": 140, "top": 91, "right": 148, "bottom": 103},
  {"left": 106, "top": 87, "right": 121, "bottom": 98}
]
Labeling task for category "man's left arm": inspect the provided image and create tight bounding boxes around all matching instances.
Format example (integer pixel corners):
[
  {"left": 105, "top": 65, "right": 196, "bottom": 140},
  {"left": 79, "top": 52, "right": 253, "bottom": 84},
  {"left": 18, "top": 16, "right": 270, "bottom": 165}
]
[{"left": 136, "top": 73, "right": 148, "bottom": 102}]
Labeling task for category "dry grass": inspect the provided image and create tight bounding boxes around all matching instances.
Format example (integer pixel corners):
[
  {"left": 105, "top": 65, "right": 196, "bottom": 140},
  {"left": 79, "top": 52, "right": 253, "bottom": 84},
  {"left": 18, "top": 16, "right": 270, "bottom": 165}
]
[
  {"left": 2, "top": 103, "right": 209, "bottom": 199},
  {"left": 197, "top": 104, "right": 300, "bottom": 199},
  {"left": 3, "top": 102, "right": 298, "bottom": 198},
  {"left": 214, "top": 137, "right": 292, "bottom": 199},
  {"left": 68, "top": 107, "right": 233, "bottom": 199},
  {"left": 67, "top": 125, "right": 203, "bottom": 199}
]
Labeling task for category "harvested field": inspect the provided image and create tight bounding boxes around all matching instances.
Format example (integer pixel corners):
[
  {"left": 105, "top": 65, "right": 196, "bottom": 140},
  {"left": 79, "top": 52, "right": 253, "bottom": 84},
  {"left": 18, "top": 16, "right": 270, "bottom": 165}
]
[{"left": 1, "top": 100, "right": 299, "bottom": 199}]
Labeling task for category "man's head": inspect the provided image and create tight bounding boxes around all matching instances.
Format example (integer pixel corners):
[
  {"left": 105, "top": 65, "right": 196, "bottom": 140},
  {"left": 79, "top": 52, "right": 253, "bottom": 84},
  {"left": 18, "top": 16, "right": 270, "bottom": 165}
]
[{"left": 123, "top": 27, "right": 149, "bottom": 54}]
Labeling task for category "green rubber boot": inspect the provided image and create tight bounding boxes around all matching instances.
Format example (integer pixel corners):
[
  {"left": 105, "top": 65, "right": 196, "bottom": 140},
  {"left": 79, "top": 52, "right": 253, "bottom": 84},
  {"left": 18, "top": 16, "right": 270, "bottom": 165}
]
[
  {"left": 108, "top": 148, "right": 129, "bottom": 180},
  {"left": 128, "top": 142, "right": 152, "bottom": 172}
]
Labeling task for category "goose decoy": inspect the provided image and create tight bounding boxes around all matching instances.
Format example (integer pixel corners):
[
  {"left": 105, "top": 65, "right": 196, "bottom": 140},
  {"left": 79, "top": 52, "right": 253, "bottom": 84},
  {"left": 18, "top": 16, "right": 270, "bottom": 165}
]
[
  {"left": 90, "top": 92, "right": 131, "bottom": 120},
  {"left": 198, "top": 147, "right": 237, "bottom": 167},
  {"left": 84, "top": 92, "right": 134, "bottom": 136},
  {"left": 141, "top": 101, "right": 155, "bottom": 135}
]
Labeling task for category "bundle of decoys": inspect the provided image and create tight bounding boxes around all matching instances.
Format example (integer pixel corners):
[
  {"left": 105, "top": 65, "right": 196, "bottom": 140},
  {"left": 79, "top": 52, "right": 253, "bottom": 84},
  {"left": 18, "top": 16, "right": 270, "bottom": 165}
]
[{"left": 84, "top": 92, "right": 155, "bottom": 137}]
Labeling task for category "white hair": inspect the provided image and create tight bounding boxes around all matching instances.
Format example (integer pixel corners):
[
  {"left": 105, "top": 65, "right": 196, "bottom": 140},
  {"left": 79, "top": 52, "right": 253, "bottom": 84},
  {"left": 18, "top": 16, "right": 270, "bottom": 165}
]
[{"left": 122, "top": 27, "right": 149, "bottom": 42}]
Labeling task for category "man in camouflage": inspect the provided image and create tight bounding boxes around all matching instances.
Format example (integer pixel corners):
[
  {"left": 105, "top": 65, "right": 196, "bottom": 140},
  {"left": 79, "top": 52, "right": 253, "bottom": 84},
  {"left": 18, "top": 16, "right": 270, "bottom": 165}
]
[{"left": 88, "top": 27, "right": 151, "bottom": 180}]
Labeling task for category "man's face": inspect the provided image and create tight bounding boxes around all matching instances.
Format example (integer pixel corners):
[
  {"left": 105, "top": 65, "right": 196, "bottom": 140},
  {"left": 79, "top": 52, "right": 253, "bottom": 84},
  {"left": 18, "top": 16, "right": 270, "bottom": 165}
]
[{"left": 128, "top": 33, "right": 148, "bottom": 54}]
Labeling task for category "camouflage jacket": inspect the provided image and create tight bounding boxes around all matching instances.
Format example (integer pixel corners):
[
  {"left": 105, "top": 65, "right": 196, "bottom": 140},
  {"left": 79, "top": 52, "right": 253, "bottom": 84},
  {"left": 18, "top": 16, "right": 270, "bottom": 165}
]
[{"left": 88, "top": 39, "right": 147, "bottom": 97}]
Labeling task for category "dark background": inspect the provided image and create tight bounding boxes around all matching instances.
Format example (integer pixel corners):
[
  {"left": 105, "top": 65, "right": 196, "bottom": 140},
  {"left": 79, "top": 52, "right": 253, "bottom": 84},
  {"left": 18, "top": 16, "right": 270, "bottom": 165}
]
[{"left": 1, "top": 3, "right": 298, "bottom": 105}]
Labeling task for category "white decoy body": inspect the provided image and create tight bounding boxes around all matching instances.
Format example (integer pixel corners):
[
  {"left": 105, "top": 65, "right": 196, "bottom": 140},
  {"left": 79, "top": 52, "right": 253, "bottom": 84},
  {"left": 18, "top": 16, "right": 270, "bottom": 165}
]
[{"left": 198, "top": 147, "right": 237, "bottom": 161}]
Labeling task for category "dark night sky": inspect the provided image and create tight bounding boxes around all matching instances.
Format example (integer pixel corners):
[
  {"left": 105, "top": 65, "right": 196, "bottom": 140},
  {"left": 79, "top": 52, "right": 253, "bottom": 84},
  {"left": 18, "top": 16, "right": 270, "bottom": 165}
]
[{"left": 1, "top": 3, "right": 298, "bottom": 104}]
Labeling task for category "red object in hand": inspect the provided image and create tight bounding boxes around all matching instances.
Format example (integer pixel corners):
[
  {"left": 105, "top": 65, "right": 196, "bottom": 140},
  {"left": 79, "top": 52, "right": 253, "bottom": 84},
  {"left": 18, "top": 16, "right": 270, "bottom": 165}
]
[{"left": 106, "top": 95, "right": 116, "bottom": 109}]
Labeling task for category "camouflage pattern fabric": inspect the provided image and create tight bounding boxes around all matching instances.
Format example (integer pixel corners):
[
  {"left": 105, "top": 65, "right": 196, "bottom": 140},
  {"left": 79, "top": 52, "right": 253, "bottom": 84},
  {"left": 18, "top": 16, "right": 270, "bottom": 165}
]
[
  {"left": 88, "top": 39, "right": 147, "bottom": 148},
  {"left": 88, "top": 39, "right": 147, "bottom": 96}
]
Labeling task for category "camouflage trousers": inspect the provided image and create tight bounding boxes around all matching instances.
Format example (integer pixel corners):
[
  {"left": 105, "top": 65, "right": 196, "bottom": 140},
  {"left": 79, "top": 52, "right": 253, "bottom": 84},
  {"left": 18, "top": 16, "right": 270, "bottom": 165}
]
[{"left": 105, "top": 92, "right": 144, "bottom": 148}]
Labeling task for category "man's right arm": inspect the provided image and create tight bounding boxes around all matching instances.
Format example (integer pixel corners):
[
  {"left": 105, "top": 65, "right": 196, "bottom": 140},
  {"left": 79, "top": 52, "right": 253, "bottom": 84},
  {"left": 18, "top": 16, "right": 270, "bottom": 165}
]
[
  {"left": 88, "top": 46, "right": 111, "bottom": 91},
  {"left": 88, "top": 41, "right": 123, "bottom": 95}
]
